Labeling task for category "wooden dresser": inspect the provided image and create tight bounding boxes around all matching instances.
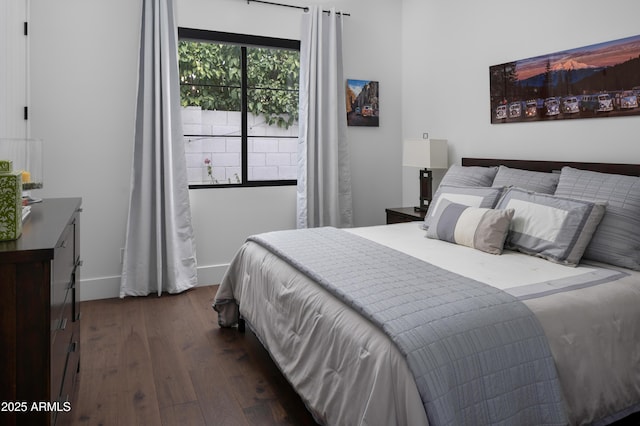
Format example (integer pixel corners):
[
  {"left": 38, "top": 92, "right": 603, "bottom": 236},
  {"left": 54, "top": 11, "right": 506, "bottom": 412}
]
[{"left": 0, "top": 198, "right": 82, "bottom": 426}]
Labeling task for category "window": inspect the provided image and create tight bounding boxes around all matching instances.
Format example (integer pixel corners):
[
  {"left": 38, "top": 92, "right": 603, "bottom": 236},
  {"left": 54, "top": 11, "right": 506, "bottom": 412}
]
[{"left": 178, "top": 28, "right": 300, "bottom": 188}]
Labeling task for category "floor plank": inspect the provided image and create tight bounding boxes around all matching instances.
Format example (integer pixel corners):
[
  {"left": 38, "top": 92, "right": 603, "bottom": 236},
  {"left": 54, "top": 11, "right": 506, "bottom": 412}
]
[{"left": 71, "top": 285, "right": 317, "bottom": 426}]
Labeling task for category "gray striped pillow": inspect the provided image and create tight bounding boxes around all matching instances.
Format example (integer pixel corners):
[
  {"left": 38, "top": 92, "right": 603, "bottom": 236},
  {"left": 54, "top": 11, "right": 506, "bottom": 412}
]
[
  {"left": 424, "top": 185, "right": 504, "bottom": 228},
  {"left": 440, "top": 165, "right": 498, "bottom": 187},
  {"left": 426, "top": 199, "right": 514, "bottom": 255},
  {"left": 496, "top": 187, "right": 606, "bottom": 266},
  {"left": 554, "top": 167, "right": 640, "bottom": 270},
  {"left": 492, "top": 165, "right": 560, "bottom": 194}
]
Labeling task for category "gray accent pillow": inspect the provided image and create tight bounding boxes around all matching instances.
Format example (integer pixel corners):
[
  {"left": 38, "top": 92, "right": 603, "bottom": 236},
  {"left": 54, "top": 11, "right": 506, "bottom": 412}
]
[
  {"left": 426, "top": 199, "right": 514, "bottom": 255},
  {"left": 424, "top": 185, "right": 504, "bottom": 228},
  {"left": 495, "top": 187, "right": 606, "bottom": 266},
  {"left": 492, "top": 165, "right": 560, "bottom": 194},
  {"left": 554, "top": 166, "right": 640, "bottom": 270},
  {"left": 440, "top": 165, "right": 498, "bottom": 187}
]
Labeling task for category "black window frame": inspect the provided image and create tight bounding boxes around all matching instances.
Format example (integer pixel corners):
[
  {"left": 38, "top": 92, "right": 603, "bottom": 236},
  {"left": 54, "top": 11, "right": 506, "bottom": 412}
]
[{"left": 178, "top": 28, "right": 300, "bottom": 189}]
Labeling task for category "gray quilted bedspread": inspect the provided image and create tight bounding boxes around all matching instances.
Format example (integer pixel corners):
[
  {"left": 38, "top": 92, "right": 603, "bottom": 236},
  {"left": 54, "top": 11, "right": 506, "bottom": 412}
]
[{"left": 248, "top": 227, "right": 568, "bottom": 426}]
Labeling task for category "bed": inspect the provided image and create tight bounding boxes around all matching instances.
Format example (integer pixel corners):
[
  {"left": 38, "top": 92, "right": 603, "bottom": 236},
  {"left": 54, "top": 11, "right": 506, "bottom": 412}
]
[{"left": 214, "top": 158, "right": 640, "bottom": 426}]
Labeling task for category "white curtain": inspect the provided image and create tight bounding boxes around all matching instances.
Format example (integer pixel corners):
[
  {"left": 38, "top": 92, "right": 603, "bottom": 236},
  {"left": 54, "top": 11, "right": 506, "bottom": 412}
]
[
  {"left": 297, "top": 6, "right": 353, "bottom": 229},
  {"left": 120, "top": 0, "right": 198, "bottom": 297}
]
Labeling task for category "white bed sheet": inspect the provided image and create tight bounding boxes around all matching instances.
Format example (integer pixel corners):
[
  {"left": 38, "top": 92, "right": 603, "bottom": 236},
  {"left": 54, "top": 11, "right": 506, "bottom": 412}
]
[
  {"left": 346, "top": 222, "right": 613, "bottom": 291},
  {"left": 218, "top": 222, "right": 640, "bottom": 425}
]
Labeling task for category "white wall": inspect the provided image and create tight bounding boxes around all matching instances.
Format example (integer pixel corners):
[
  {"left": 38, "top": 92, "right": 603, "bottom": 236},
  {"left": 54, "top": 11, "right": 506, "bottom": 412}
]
[
  {"left": 1, "top": 0, "right": 30, "bottom": 139},
  {"left": 401, "top": 0, "right": 640, "bottom": 206},
  {"left": 30, "top": 0, "right": 140, "bottom": 300},
  {"left": 29, "top": 0, "right": 403, "bottom": 300}
]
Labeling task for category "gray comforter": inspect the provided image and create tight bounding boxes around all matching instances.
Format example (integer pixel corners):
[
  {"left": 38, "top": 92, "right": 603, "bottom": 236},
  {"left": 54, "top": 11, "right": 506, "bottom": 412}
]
[{"left": 247, "top": 227, "right": 568, "bottom": 426}]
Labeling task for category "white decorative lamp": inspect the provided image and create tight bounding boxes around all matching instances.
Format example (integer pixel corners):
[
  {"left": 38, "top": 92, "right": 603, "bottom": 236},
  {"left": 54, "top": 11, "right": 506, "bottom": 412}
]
[{"left": 403, "top": 138, "right": 448, "bottom": 211}]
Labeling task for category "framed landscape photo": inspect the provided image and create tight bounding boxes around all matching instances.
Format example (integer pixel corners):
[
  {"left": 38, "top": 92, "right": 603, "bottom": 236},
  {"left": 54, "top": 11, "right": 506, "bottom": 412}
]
[
  {"left": 346, "top": 79, "right": 379, "bottom": 127},
  {"left": 490, "top": 34, "right": 640, "bottom": 124}
]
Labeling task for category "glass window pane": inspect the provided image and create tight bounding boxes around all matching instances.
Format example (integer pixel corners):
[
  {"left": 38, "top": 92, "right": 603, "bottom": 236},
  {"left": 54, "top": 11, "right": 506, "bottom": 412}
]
[
  {"left": 180, "top": 85, "right": 241, "bottom": 112},
  {"left": 247, "top": 47, "right": 299, "bottom": 91},
  {"left": 246, "top": 46, "right": 299, "bottom": 182},
  {"left": 179, "top": 41, "right": 241, "bottom": 87},
  {"left": 180, "top": 40, "right": 243, "bottom": 186},
  {"left": 246, "top": 46, "right": 299, "bottom": 134},
  {"left": 185, "top": 136, "right": 242, "bottom": 185},
  {"left": 179, "top": 41, "right": 241, "bottom": 111},
  {"left": 248, "top": 136, "right": 297, "bottom": 181},
  {"left": 247, "top": 87, "right": 299, "bottom": 129}
]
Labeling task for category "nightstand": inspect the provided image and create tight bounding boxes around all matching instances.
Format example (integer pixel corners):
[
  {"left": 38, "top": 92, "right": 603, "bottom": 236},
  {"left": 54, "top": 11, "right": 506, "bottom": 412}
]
[{"left": 385, "top": 207, "right": 427, "bottom": 224}]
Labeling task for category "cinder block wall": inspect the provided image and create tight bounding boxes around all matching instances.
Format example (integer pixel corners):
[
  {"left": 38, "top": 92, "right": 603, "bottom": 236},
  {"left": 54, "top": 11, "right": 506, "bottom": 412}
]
[{"left": 182, "top": 106, "right": 298, "bottom": 184}]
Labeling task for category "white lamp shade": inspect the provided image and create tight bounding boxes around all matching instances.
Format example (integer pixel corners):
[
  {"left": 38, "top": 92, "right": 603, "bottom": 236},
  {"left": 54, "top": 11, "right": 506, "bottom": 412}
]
[{"left": 403, "top": 139, "right": 448, "bottom": 169}]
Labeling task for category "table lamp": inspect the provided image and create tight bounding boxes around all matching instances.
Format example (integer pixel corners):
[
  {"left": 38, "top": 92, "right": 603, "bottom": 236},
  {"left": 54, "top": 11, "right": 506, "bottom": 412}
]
[{"left": 403, "top": 139, "right": 448, "bottom": 211}]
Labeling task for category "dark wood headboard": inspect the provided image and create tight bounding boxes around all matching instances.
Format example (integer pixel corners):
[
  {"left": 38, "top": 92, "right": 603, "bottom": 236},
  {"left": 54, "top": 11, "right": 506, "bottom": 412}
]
[{"left": 461, "top": 158, "right": 640, "bottom": 177}]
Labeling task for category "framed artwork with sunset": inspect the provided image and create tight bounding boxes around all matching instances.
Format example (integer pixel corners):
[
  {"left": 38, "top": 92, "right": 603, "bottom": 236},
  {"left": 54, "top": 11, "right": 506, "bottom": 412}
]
[{"left": 490, "top": 34, "right": 640, "bottom": 124}]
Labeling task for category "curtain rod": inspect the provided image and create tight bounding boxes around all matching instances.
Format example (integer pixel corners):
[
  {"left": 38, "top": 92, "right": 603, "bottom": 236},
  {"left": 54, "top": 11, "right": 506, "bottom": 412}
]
[{"left": 246, "top": 0, "right": 350, "bottom": 16}]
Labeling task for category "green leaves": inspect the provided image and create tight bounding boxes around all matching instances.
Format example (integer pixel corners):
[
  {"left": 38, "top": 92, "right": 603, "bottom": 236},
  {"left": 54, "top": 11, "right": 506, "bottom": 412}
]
[{"left": 179, "top": 40, "right": 299, "bottom": 128}]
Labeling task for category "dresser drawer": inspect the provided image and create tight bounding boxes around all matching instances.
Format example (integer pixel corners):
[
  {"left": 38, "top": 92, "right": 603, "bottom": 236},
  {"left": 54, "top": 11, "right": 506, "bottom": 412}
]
[
  {"left": 50, "top": 312, "right": 78, "bottom": 426},
  {"left": 59, "top": 328, "right": 79, "bottom": 403},
  {"left": 50, "top": 296, "right": 72, "bottom": 399},
  {"left": 51, "top": 224, "right": 75, "bottom": 327}
]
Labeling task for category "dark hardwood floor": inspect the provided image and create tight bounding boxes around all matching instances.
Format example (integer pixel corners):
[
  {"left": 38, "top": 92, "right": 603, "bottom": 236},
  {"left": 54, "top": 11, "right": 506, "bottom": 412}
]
[
  {"left": 70, "top": 285, "right": 317, "bottom": 426},
  {"left": 71, "top": 285, "right": 640, "bottom": 426}
]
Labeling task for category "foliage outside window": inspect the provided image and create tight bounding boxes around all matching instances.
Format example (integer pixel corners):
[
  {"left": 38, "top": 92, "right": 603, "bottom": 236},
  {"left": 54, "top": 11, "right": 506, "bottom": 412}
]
[{"left": 178, "top": 29, "right": 300, "bottom": 187}]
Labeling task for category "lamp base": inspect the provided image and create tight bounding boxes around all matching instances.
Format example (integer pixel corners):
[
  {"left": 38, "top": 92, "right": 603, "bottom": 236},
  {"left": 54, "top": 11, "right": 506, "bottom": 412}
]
[{"left": 417, "top": 168, "right": 433, "bottom": 213}]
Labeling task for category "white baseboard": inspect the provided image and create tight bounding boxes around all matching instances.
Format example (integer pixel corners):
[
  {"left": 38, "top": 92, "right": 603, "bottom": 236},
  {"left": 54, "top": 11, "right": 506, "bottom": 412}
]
[{"left": 78, "top": 263, "right": 230, "bottom": 301}]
